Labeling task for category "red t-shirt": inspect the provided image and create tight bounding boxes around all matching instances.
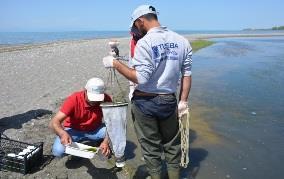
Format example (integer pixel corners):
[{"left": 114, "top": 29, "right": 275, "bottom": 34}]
[
  {"left": 60, "top": 90, "right": 112, "bottom": 131},
  {"left": 130, "top": 37, "right": 137, "bottom": 58}
]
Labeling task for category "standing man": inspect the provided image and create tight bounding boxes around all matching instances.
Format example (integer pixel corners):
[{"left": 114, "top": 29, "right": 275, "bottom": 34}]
[{"left": 103, "top": 5, "right": 192, "bottom": 179}]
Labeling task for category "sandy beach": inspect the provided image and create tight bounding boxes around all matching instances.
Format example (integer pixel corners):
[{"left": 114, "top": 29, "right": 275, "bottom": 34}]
[{"left": 1, "top": 32, "right": 284, "bottom": 179}]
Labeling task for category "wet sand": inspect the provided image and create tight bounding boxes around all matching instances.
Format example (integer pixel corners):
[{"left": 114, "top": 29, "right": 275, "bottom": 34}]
[{"left": 1, "top": 33, "right": 284, "bottom": 178}]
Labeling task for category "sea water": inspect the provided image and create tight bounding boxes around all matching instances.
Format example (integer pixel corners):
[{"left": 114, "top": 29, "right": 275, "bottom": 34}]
[
  {"left": 1, "top": 30, "right": 283, "bottom": 46},
  {"left": 187, "top": 37, "right": 284, "bottom": 179},
  {"left": 0, "top": 31, "right": 129, "bottom": 45}
]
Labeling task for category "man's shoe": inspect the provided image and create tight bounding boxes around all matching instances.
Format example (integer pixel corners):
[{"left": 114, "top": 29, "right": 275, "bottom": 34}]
[{"left": 115, "top": 155, "right": 125, "bottom": 168}]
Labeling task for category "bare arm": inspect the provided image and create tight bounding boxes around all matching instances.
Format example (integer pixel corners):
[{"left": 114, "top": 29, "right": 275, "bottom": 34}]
[
  {"left": 49, "top": 111, "right": 72, "bottom": 145},
  {"left": 179, "top": 76, "right": 192, "bottom": 101},
  {"left": 113, "top": 59, "right": 138, "bottom": 84}
]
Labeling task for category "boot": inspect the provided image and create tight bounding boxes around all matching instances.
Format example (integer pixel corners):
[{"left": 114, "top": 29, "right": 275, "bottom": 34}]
[
  {"left": 167, "top": 169, "right": 180, "bottom": 179},
  {"left": 149, "top": 173, "right": 162, "bottom": 179}
]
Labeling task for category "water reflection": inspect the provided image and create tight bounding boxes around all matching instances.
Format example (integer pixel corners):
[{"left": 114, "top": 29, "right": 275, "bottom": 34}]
[{"left": 190, "top": 37, "right": 284, "bottom": 179}]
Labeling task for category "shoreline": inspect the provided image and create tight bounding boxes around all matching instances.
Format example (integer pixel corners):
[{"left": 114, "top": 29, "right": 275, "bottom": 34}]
[{"left": 1, "top": 32, "right": 284, "bottom": 53}]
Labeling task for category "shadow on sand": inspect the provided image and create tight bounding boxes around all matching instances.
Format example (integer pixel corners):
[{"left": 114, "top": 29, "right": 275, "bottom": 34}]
[
  {"left": 133, "top": 129, "right": 208, "bottom": 179},
  {"left": 65, "top": 157, "right": 119, "bottom": 179},
  {"left": 63, "top": 140, "right": 137, "bottom": 178},
  {"left": 0, "top": 109, "right": 52, "bottom": 133},
  {"left": 80, "top": 139, "right": 137, "bottom": 161},
  {"left": 0, "top": 109, "right": 54, "bottom": 174},
  {"left": 180, "top": 129, "right": 209, "bottom": 178}
]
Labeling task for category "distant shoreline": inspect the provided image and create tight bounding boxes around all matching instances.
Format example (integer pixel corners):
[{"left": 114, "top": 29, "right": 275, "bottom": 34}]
[
  {"left": 243, "top": 25, "right": 284, "bottom": 31},
  {"left": 183, "top": 32, "right": 284, "bottom": 41},
  {"left": 1, "top": 32, "right": 284, "bottom": 53}
]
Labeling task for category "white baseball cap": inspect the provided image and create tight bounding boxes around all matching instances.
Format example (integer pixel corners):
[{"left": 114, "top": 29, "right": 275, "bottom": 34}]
[
  {"left": 85, "top": 78, "right": 105, "bottom": 101},
  {"left": 130, "top": 5, "right": 158, "bottom": 28}
]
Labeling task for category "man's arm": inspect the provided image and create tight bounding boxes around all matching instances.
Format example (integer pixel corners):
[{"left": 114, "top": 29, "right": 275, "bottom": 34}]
[
  {"left": 179, "top": 76, "right": 192, "bottom": 101},
  {"left": 180, "top": 38, "right": 192, "bottom": 99},
  {"left": 113, "top": 59, "right": 138, "bottom": 84},
  {"left": 49, "top": 111, "right": 72, "bottom": 145},
  {"left": 104, "top": 40, "right": 154, "bottom": 84}
]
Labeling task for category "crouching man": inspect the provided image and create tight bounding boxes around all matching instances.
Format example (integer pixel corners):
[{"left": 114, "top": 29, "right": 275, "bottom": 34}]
[{"left": 49, "top": 77, "right": 111, "bottom": 157}]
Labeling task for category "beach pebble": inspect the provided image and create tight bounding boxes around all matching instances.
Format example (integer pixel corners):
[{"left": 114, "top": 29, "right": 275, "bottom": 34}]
[
  {"left": 17, "top": 155, "right": 24, "bottom": 160},
  {"left": 7, "top": 153, "right": 16, "bottom": 157},
  {"left": 20, "top": 149, "right": 32, "bottom": 158},
  {"left": 23, "top": 149, "right": 31, "bottom": 153},
  {"left": 27, "top": 145, "right": 36, "bottom": 150},
  {"left": 18, "top": 152, "right": 26, "bottom": 156}
]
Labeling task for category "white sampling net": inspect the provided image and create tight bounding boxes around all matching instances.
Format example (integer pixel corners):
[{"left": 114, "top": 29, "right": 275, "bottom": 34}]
[{"left": 101, "top": 103, "right": 128, "bottom": 158}]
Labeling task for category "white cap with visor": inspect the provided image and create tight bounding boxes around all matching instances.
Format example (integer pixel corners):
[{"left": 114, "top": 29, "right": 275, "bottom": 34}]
[
  {"left": 85, "top": 78, "right": 105, "bottom": 101},
  {"left": 130, "top": 5, "right": 158, "bottom": 28}
]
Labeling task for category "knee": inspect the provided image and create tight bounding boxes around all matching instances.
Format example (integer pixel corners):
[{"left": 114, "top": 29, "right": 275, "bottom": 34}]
[
  {"left": 52, "top": 137, "right": 65, "bottom": 157},
  {"left": 96, "top": 125, "right": 107, "bottom": 139}
]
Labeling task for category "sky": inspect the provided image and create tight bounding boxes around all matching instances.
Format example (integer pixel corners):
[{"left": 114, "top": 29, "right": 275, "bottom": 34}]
[{"left": 0, "top": 0, "right": 283, "bottom": 32}]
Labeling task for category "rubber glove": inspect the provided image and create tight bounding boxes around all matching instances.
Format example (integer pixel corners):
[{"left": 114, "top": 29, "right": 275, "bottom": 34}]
[
  {"left": 103, "top": 56, "right": 115, "bottom": 68},
  {"left": 178, "top": 101, "right": 188, "bottom": 118},
  {"left": 129, "top": 84, "right": 135, "bottom": 101}
]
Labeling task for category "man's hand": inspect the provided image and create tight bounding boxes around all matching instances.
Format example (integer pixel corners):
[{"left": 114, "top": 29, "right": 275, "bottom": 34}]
[
  {"left": 178, "top": 101, "right": 188, "bottom": 118},
  {"left": 99, "top": 141, "right": 111, "bottom": 157},
  {"left": 59, "top": 131, "right": 72, "bottom": 145},
  {"left": 103, "top": 56, "right": 115, "bottom": 68},
  {"left": 49, "top": 111, "right": 71, "bottom": 145}
]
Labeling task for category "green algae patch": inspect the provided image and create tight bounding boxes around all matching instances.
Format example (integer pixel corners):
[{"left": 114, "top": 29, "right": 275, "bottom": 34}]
[{"left": 191, "top": 40, "right": 215, "bottom": 52}]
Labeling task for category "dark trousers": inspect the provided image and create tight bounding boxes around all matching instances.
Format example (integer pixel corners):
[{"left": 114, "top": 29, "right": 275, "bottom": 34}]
[{"left": 131, "top": 95, "right": 181, "bottom": 176}]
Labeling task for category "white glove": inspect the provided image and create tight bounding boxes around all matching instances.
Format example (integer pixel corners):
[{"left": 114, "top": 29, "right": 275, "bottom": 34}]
[
  {"left": 178, "top": 101, "right": 188, "bottom": 118},
  {"left": 129, "top": 85, "right": 135, "bottom": 101},
  {"left": 103, "top": 56, "right": 115, "bottom": 68}
]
